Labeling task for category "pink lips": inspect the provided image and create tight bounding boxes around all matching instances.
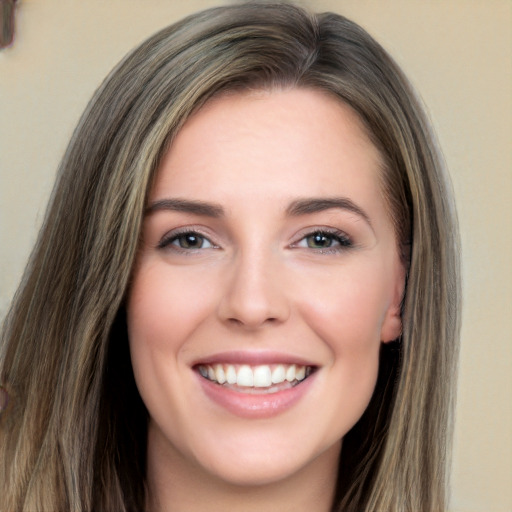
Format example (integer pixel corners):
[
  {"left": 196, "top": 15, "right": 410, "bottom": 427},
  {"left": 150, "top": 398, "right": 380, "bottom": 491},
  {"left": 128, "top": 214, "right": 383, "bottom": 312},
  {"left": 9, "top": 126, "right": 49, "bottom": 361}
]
[
  {"left": 193, "top": 351, "right": 317, "bottom": 419},
  {"left": 198, "top": 375, "right": 314, "bottom": 418},
  {"left": 193, "top": 350, "right": 315, "bottom": 367}
]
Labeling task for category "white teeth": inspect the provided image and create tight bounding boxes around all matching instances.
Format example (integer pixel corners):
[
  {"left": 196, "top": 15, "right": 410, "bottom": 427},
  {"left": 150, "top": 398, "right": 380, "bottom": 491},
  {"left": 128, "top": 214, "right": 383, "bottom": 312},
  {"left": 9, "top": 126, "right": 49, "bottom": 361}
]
[
  {"left": 237, "top": 365, "right": 254, "bottom": 387},
  {"left": 199, "top": 363, "right": 312, "bottom": 388},
  {"left": 285, "top": 364, "right": 296, "bottom": 382},
  {"left": 214, "top": 364, "right": 226, "bottom": 384},
  {"left": 271, "top": 365, "right": 286, "bottom": 384},
  {"left": 226, "top": 365, "right": 237, "bottom": 384},
  {"left": 295, "top": 366, "right": 306, "bottom": 381},
  {"left": 253, "top": 366, "right": 272, "bottom": 387}
]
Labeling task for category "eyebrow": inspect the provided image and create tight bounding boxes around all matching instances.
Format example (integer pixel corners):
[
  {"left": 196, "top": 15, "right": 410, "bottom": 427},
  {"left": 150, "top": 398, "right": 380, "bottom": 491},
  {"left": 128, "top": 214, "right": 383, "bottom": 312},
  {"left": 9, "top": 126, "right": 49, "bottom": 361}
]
[
  {"left": 145, "top": 198, "right": 224, "bottom": 217},
  {"left": 145, "top": 196, "right": 373, "bottom": 229},
  {"left": 286, "top": 197, "right": 373, "bottom": 228}
]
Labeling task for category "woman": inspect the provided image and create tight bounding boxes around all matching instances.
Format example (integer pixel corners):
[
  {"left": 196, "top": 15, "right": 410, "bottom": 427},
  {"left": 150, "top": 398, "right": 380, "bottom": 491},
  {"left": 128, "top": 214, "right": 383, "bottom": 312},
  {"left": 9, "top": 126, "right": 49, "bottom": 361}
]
[{"left": 0, "top": 2, "right": 460, "bottom": 511}]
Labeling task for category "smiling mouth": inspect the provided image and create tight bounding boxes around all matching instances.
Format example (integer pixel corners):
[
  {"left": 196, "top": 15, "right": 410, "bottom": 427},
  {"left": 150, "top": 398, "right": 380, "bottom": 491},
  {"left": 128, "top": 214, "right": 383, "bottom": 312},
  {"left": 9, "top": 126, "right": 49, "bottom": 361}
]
[{"left": 196, "top": 363, "right": 314, "bottom": 394}]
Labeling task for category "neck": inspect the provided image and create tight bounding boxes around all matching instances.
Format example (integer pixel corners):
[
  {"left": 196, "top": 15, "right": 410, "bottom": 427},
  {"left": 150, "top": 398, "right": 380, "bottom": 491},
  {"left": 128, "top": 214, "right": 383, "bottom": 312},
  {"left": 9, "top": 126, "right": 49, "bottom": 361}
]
[{"left": 145, "top": 424, "right": 340, "bottom": 512}]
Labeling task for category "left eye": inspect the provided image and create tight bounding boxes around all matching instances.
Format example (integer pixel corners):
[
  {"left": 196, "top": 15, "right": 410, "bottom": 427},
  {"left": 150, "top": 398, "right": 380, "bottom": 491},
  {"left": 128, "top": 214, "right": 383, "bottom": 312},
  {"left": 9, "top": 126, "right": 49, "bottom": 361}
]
[
  {"left": 159, "top": 232, "right": 214, "bottom": 250},
  {"left": 296, "top": 231, "right": 352, "bottom": 250}
]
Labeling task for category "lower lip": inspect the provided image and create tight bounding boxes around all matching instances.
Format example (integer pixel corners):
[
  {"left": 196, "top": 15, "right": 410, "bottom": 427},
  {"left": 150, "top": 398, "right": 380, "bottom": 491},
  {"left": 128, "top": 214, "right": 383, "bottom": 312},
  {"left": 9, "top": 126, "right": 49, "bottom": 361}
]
[{"left": 197, "top": 373, "right": 315, "bottom": 419}]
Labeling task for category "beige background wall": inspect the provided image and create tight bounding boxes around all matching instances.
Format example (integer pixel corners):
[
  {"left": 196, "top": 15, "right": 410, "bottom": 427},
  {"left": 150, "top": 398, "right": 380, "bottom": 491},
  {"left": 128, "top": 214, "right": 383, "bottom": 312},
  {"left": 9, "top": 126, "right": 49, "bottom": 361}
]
[{"left": 1, "top": 1, "right": 511, "bottom": 510}]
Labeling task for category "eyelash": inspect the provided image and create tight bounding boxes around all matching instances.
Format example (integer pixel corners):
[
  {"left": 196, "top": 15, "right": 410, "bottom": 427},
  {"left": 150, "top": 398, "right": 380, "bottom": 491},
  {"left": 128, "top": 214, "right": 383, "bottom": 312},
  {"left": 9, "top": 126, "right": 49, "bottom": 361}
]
[
  {"left": 292, "top": 228, "right": 353, "bottom": 254},
  {"left": 157, "top": 228, "right": 216, "bottom": 252},
  {"left": 157, "top": 228, "right": 353, "bottom": 254}
]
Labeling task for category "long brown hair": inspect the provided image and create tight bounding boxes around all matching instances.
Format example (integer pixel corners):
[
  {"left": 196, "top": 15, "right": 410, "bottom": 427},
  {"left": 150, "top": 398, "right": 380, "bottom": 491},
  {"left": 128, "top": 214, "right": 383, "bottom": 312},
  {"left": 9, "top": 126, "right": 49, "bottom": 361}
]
[{"left": 0, "top": 3, "right": 460, "bottom": 511}]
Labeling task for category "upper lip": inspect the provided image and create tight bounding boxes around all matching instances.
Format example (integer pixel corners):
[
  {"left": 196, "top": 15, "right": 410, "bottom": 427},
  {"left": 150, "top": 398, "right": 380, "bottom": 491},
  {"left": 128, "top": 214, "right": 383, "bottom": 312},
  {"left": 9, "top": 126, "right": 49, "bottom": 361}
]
[{"left": 191, "top": 350, "right": 319, "bottom": 368}]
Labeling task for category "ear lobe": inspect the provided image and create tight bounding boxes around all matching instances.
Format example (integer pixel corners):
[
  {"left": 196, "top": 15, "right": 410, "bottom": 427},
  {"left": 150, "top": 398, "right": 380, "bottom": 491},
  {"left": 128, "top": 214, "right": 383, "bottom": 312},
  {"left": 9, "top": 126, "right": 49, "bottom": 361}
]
[
  {"left": 380, "top": 305, "right": 403, "bottom": 343},
  {"left": 380, "top": 262, "right": 406, "bottom": 343}
]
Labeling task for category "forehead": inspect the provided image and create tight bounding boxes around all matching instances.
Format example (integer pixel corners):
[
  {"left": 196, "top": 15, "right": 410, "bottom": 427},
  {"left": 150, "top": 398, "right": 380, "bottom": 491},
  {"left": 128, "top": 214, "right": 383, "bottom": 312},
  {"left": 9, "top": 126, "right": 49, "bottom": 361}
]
[{"left": 152, "top": 88, "right": 384, "bottom": 213}]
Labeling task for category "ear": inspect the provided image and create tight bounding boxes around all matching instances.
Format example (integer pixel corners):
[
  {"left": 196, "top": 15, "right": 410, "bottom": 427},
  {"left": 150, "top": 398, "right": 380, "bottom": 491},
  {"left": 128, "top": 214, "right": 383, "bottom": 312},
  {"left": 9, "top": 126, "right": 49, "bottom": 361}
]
[{"left": 380, "top": 261, "right": 406, "bottom": 343}]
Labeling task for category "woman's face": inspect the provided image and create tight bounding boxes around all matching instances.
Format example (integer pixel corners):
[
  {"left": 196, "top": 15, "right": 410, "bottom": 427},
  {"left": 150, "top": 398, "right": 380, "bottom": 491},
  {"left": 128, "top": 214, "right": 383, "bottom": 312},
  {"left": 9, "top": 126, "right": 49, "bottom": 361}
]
[{"left": 127, "top": 88, "right": 404, "bottom": 487}]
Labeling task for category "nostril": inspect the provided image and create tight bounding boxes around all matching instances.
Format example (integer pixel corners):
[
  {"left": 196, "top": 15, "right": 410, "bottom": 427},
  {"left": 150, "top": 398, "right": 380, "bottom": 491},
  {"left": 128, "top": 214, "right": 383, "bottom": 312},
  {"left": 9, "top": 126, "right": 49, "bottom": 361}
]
[{"left": 227, "top": 316, "right": 279, "bottom": 327}]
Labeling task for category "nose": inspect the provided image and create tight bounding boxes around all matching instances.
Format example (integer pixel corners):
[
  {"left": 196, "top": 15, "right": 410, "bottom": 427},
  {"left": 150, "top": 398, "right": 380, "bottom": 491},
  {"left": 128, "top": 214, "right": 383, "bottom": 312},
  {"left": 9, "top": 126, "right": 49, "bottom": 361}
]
[{"left": 217, "top": 248, "right": 290, "bottom": 329}]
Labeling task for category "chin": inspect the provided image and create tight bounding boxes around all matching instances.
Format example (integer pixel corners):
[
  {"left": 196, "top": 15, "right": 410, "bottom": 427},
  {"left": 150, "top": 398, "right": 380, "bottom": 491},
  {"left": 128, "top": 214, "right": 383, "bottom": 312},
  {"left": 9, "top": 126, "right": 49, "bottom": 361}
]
[{"left": 188, "top": 430, "right": 343, "bottom": 488}]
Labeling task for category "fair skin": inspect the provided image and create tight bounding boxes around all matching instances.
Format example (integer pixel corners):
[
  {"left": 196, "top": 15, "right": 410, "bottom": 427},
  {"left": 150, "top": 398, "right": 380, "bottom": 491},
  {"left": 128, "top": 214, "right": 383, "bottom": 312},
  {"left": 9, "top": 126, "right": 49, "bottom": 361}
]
[{"left": 127, "top": 88, "right": 404, "bottom": 512}]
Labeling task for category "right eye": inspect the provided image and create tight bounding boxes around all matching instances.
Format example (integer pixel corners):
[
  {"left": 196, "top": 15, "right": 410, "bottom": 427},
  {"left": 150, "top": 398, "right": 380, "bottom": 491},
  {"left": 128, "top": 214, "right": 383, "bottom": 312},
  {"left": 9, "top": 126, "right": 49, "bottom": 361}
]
[{"left": 158, "top": 231, "right": 214, "bottom": 251}]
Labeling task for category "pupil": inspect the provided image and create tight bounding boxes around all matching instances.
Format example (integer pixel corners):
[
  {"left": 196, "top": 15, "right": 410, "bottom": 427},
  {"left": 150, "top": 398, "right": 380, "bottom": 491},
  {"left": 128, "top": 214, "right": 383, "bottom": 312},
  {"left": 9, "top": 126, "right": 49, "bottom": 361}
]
[
  {"left": 309, "top": 233, "right": 331, "bottom": 248},
  {"left": 182, "top": 234, "right": 201, "bottom": 248}
]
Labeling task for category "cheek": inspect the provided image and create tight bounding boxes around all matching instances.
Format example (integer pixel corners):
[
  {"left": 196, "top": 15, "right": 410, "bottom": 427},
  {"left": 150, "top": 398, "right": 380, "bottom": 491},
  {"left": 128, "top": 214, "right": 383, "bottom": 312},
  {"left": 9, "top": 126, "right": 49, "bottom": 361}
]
[
  {"left": 127, "top": 262, "right": 218, "bottom": 355},
  {"left": 291, "top": 261, "right": 392, "bottom": 425},
  {"left": 126, "top": 262, "right": 221, "bottom": 420},
  {"left": 295, "top": 262, "right": 391, "bottom": 355},
  {"left": 126, "top": 262, "right": 221, "bottom": 440}
]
